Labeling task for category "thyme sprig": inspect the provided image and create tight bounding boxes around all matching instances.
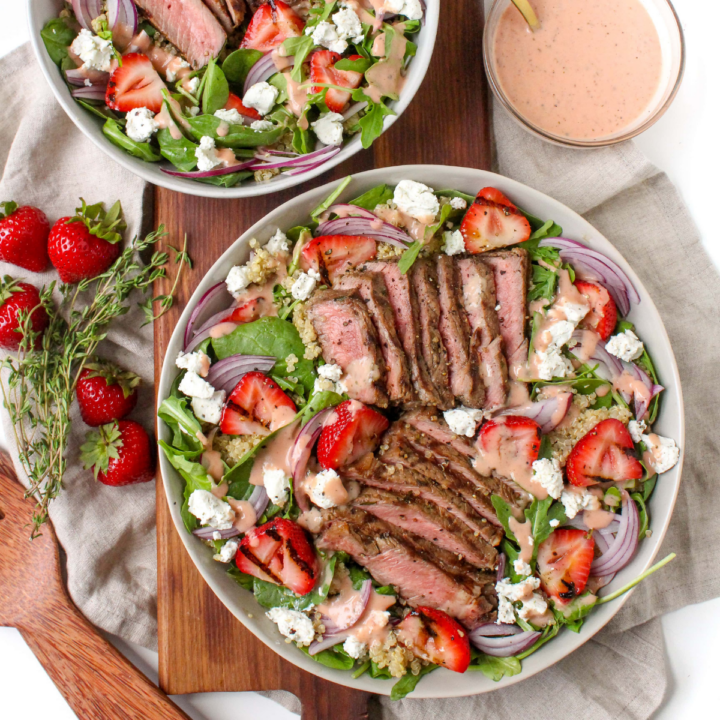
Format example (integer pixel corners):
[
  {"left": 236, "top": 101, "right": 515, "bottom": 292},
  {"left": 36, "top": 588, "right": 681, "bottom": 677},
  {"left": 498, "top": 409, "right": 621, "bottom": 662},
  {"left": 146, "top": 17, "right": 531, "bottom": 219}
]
[{"left": 1, "top": 224, "right": 188, "bottom": 538}]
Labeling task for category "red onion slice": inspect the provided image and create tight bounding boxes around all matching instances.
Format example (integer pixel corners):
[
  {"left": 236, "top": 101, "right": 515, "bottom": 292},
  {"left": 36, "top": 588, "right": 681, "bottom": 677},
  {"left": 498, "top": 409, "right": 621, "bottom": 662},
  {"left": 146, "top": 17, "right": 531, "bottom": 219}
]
[
  {"left": 496, "top": 552, "right": 506, "bottom": 581},
  {"left": 591, "top": 492, "right": 639, "bottom": 577},
  {"left": 107, "top": 0, "right": 138, "bottom": 34},
  {"left": 184, "top": 282, "right": 229, "bottom": 348},
  {"left": 285, "top": 151, "right": 341, "bottom": 176},
  {"left": 192, "top": 308, "right": 238, "bottom": 340},
  {"left": 570, "top": 330, "right": 623, "bottom": 381},
  {"left": 309, "top": 632, "right": 349, "bottom": 655},
  {"left": 326, "top": 204, "right": 378, "bottom": 220},
  {"left": 161, "top": 159, "right": 257, "bottom": 179},
  {"left": 71, "top": 85, "right": 107, "bottom": 101},
  {"left": 342, "top": 101, "right": 368, "bottom": 120},
  {"left": 590, "top": 530, "right": 617, "bottom": 590},
  {"left": 243, "top": 53, "right": 278, "bottom": 94},
  {"left": 192, "top": 526, "right": 240, "bottom": 540},
  {"left": 184, "top": 326, "right": 214, "bottom": 353},
  {"left": 498, "top": 393, "right": 572, "bottom": 434},
  {"left": 290, "top": 408, "right": 333, "bottom": 486},
  {"left": 249, "top": 145, "right": 339, "bottom": 171},
  {"left": 621, "top": 360, "right": 663, "bottom": 420},
  {"left": 565, "top": 515, "right": 621, "bottom": 535},
  {"left": 320, "top": 579, "right": 373, "bottom": 635},
  {"left": 206, "top": 355, "right": 276, "bottom": 394},
  {"left": 469, "top": 628, "right": 541, "bottom": 657},
  {"left": 472, "top": 622, "right": 523, "bottom": 637},
  {"left": 65, "top": 68, "right": 109, "bottom": 86},
  {"left": 248, "top": 484, "right": 270, "bottom": 517},
  {"left": 315, "top": 217, "right": 412, "bottom": 248},
  {"left": 72, "top": 0, "right": 104, "bottom": 29}
]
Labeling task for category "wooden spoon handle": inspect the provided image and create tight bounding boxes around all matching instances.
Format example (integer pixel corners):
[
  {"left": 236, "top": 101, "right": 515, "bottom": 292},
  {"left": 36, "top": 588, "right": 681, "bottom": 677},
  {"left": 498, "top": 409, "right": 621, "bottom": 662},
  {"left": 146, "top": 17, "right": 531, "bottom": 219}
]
[{"left": 20, "top": 595, "right": 191, "bottom": 720}]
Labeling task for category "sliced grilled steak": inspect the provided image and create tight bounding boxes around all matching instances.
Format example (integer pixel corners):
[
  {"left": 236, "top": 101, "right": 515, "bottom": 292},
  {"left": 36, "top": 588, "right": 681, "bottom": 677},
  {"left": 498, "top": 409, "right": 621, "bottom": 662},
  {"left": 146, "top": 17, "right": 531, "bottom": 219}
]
[
  {"left": 436, "top": 256, "right": 485, "bottom": 408},
  {"left": 334, "top": 272, "right": 413, "bottom": 404},
  {"left": 343, "top": 452, "right": 499, "bottom": 543},
  {"left": 457, "top": 257, "right": 508, "bottom": 409},
  {"left": 401, "top": 407, "right": 477, "bottom": 459},
  {"left": 203, "top": 0, "right": 235, "bottom": 31},
  {"left": 317, "top": 508, "right": 496, "bottom": 628},
  {"left": 307, "top": 289, "right": 388, "bottom": 408},
  {"left": 353, "top": 487, "right": 498, "bottom": 568},
  {"left": 223, "top": 0, "right": 246, "bottom": 26},
  {"left": 135, "top": 0, "right": 227, "bottom": 69},
  {"left": 479, "top": 249, "right": 530, "bottom": 378},
  {"left": 363, "top": 260, "right": 441, "bottom": 406},
  {"left": 410, "top": 259, "right": 453, "bottom": 410}
]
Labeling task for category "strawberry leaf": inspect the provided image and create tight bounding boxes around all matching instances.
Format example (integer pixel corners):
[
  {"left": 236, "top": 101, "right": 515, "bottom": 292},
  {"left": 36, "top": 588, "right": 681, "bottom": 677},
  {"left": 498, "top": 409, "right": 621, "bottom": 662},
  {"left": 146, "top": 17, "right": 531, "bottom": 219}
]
[
  {"left": 80, "top": 421, "right": 123, "bottom": 478},
  {"left": 0, "top": 201, "right": 18, "bottom": 220},
  {"left": 71, "top": 198, "right": 127, "bottom": 245}
]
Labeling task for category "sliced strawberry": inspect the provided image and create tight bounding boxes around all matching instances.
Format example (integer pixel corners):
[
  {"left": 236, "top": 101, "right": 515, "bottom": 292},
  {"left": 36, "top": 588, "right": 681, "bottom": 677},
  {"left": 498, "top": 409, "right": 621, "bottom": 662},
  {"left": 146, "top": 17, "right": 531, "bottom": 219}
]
[
  {"left": 224, "top": 92, "right": 262, "bottom": 121},
  {"left": 219, "top": 405, "right": 272, "bottom": 437},
  {"left": 240, "top": 1, "right": 305, "bottom": 53},
  {"left": 235, "top": 518, "right": 319, "bottom": 595},
  {"left": 299, "top": 235, "right": 376, "bottom": 283},
  {"left": 396, "top": 606, "right": 470, "bottom": 673},
  {"left": 106, "top": 53, "right": 165, "bottom": 113},
  {"left": 459, "top": 189, "right": 531, "bottom": 254},
  {"left": 475, "top": 415, "right": 541, "bottom": 479},
  {"left": 574, "top": 280, "right": 617, "bottom": 340},
  {"left": 310, "top": 50, "right": 364, "bottom": 113},
  {"left": 317, "top": 399, "right": 389, "bottom": 470},
  {"left": 223, "top": 297, "right": 264, "bottom": 324},
  {"left": 537, "top": 528, "right": 595, "bottom": 604},
  {"left": 227, "top": 371, "right": 297, "bottom": 431},
  {"left": 565, "top": 418, "right": 643, "bottom": 487}
]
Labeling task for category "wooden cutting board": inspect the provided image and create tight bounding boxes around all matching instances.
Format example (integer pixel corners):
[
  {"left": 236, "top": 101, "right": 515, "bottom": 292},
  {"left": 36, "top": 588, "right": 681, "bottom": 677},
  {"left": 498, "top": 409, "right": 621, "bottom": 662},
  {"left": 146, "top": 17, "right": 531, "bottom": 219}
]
[{"left": 154, "top": 2, "right": 491, "bottom": 717}]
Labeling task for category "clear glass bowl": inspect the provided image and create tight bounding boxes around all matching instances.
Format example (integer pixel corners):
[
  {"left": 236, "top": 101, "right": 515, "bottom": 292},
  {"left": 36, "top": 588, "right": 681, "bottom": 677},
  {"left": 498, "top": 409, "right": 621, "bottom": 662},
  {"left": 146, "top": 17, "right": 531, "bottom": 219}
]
[{"left": 483, "top": 0, "right": 686, "bottom": 148}]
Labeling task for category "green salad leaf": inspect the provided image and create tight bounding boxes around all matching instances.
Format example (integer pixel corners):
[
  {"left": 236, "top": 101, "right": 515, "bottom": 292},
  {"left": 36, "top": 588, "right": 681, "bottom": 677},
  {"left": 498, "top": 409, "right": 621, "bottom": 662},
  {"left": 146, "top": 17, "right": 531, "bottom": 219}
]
[
  {"left": 188, "top": 115, "right": 285, "bottom": 148},
  {"left": 222, "top": 48, "right": 263, "bottom": 85},
  {"left": 335, "top": 56, "right": 373, "bottom": 73},
  {"left": 469, "top": 653, "right": 522, "bottom": 681},
  {"left": 282, "top": 35, "right": 316, "bottom": 82},
  {"left": 357, "top": 95, "right": 395, "bottom": 149},
  {"left": 103, "top": 119, "right": 162, "bottom": 162},
  {"left": 300, "top": 645, "right": 355, "bottom": 670},
  {"left": 41, "top": 17, "right": 76, "bottom": 65},
  {"left": 310, "top": 176, "right": 353, "bottom": 220},
  {"left": 198, "top": 171, "right": 253, "bottom": 188},
  {"left": 201, "top": 58, "right": 230, "bottom": 115},
  {"left": 390, "top": 665, "right": 438, "bottom": 700},
  {"left": 157, "top": 128, "right": 198, "bottom": 171},
  {"left": 349, "top": 183, "right": 395, "bottom": 210},
  {"left": 157, "top": 396, "right": 204, "bottom": 458}
]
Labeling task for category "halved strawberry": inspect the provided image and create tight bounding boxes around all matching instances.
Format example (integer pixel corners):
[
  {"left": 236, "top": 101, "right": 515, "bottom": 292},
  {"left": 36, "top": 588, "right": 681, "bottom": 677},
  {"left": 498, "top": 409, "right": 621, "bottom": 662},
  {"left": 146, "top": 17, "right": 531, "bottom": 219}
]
[
  {"left": 219, "top": 405, "right": 271, "bottom": 437},
  {"left": 459, "top": 188, "right": 531, "bottom": 254},
  {"left": 396, "top": 606, "right": 470, "bottom": 673},
  {"left": 106, "top": 53, "right": 165, "bottom": 113},
  {"left": 300, "top": 235, "right": 376, "bottom": 283},
  {"left": 310, "top": 50, "right": 364, "bottom": 113},
  {"left": 224, "top": 92, "right": 262, "bottom": 121},
  {"left": 565, "top": 418, "right": 643, "bottom": 487},
  {"left": 537, "top": 528, "right": 595, "bottom": 604},
  {"left": 475, "top": 416, "right": 541, "bottom": 479},
  {"left": 574, "top": 280, "right": 617, "bottom": 340},
  {"left": 317, "top": 399, "right": 389, "bottom": 470},
  {"left": 223, "top": 297, "right": 264, "bottom": 324},
  {"left": 235, "top": 518, "right": 319, "bottom": 595},
  {"left": 225, "top": 371, "right": 297, "bottom": 433},
  {"left": 240, "top": 1, "right": 305, "bottom": 53}
]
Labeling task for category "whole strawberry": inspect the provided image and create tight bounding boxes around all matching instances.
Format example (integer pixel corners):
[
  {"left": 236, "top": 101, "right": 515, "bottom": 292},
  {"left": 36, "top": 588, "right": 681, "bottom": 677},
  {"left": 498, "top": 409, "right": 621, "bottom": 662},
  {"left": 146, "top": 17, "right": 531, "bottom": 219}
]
[
  {"left": 76, "top": 361, "right": 141, "bottom": 426},
  {"left": 0, "top": 201, "right": 50, "bottom": 272},
  {"left": 81, "top": 420, "right": 156, "bottom": 487},
  {"left": 48, "top": 199, "right": 126, "bottom": 284},
  {"left": 0, "top": 278, "right": 49, "bottom": 350}
]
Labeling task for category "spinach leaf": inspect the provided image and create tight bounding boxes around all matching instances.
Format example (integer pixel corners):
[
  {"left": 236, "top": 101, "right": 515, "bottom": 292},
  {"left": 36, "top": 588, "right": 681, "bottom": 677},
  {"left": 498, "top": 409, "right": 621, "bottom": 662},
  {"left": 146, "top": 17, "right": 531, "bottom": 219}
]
[
  {"left": 335, "top": 57, "right": 373, "bottom": 73},
  {"left": 349, "top": 562, "right": 371, "bottom": 589},
  {"left": 222, "top": 48, "right": 263, "bottom": 86},
  {"left": 157, "top": 128, "right": 198, "bottom": 171},
  {"left": 552, "top": 593, "right": 598, "bottom": 633},
  {"left": 642, "top": 475, "right": 657, "bottom": 502},
  {"left": 102, "top": 118, "right": 162, "bottom": 162},
  {"left": 300, "top": 390, "right": 344, "bottom": 424},
  {"left": 78, "top": 100, "right": 123, "bottom": 123},
  {"left": 436, "top": 189, "right": 475, "bottom": 206},
  {"left": 293, "top": 126, "right": 313, "bottom": 154},
  {"left": 349, "top": 184, "right": 395, "bottom": 210},
  {"left": 300, "top": 645, "right": 355, "bottom": 670},
  {"left": 390, "top": 665, "right": 438, "bottom": 700},
  {"left": 201, "top": 58, "right": 230, "bottom": 115},
  {"left": 225, "top": 456, "right": 255, "bottom": 501},
  {"left": 401, "top": 19, "right": 422, "bottom": 34},
  {"left": 227, "top": 565, "right": 255, "bottom": 590},
  {"left": 397, "top": 240, "right": 423, "bottom": 275},
  {"left": 188, "top": 115, "right": 284, "bottom": 148},
  {"left": 253, "top": 578, "right": 318, "bottom": 611},
  {"left": 631, "top": 493, "right": 649, "bottom": 540},
  {"left": 198, "top": 171, "right": 253, "bottom": 188},
  {"left": 310, "top": 176, "right": 353, "bottom": 220},
  {"left": 469, "top": 653, "right": 521, "bottom": 681},
  {"left": 41, "top": 18, "right": 76, "bottom": 65},
  {"left": 157, "top": 396, "right": 204, "bottom": 458},
  {"left": 369, "top": 661, "right": 393, "bottom": 679},
  {"left": 282, "top": 35, "right": 316, "bottom": 82}
]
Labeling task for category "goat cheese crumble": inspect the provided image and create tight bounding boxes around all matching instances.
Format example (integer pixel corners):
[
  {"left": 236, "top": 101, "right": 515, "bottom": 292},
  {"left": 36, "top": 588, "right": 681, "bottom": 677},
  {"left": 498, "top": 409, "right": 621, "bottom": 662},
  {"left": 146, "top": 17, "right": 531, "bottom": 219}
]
[
  {"left": 333, "top": 7, "right": 365, "bottom": 44},
  {"left": 125, "top": 107, "right": 159, "bottom": 143},
  {"left": 312, "top": 112, "right": 345, "bottom": 146},
  {"left": 176, "top": 349, "right": 211, "bottom": 377},
  {"left": 213, "top": 539, "right": 239, "bottom": 563},
  {"left": 314, "top": 363, "right": 347, "bottom": 394},
  {"left": 384, "top": 0, "right": 424, "bottom": 20},
  {"left": 450, "top": 196, "right": 467, "bottom": 210},
  {"left": 266, "top": 229, "right": 290, "bottom": 255},
  {"left": 195, "top": 136, "right": 223, "bottom": 172},
  {"left": 188, "top": 490, "right": 235, "bottom": 530},
  {"left": 531, "top": 458, "right": 564, "bottom": 499},
  {"left": 251, "top": 119, "right": 275, "bottom": 132},
  {"left": 306, "top": 20, "right": 347, "bottom": 54},
  {"left": 606, "top": 330, "right": 644, "bottom": 362},
  {"left": 549, "top": 519, "right": 560, "bottom": 528},
  {"left": 266, "top": 608, "right": 315, "bottom": 646},
  {"left": 291, "top": 269, "right": 322, "bottom": 301},
  {"left": 560, "top": 301, "right": 590, "bottom": 324},
  {"left": 443, "top": 406, "right": 483, "bottom": 437},
  {"left": 179, "top": 371, "right": 215, "bottom": 399},
  {"left": 165, "top": 59, "right": 189, "bottom": 82},
  {"left": 71, "top": 29, "right": 114, "bottom": 72},
  {"left": 642, "top": 433, "right": 680, "bottom": 474},
  {"left": 343, "top": 636, "right": 368, "bottom": 659},
  {"left": 560, "top": 488, "right": 601, "bottom": 519},
  {"left": 495, "top": 577, "right": 545, "bottom": 624},
  {"left": 628, "top": 419, "right": 647, "bottom": 443},
  {"left": 513, "top": 559, "right": 532, "bottom": 577},
  {"left": 186, "top": 76, "right": 200, "bottom": 93},
  {"left": 263, "top": 466, "right": 291, "bottom": 506},
  {"left": 226, "top": 265, "right": 252, "bottom": 297},
  {"left": 536, "top": 346, "right": 574, "bottom": 381},
  {"left": 442, "top": 230, "right": 465, "bottom": 256},
  {"left": 214, "top": 108, "right": 245, "bottom": 124},
  {"left": 308, "top": 468, "right": 342, "bottom": 509},
  {"left": 191, "top": 390, "right": 226, "bottom": 425},
  {"left": 243, "top": 81, "right": 279, "bottom": 116},
  {"left": 393, "top": 180, "right": 440, "bottom": 224}
]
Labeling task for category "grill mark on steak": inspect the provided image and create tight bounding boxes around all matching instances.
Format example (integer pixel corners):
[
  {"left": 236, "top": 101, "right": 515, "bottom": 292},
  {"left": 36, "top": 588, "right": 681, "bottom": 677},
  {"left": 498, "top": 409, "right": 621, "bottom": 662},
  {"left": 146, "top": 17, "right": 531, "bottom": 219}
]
[
  {"left": 202, "top": 0, "right": 235, "bottom": 31},
  {"left": 334, "top": 272, "right": 413, "bottom": 404},
  {"left": 410, "top": 259, "right": 454, "bottom": 410},
  {"left": 307, "top": 289, "right": 388, "bottom": 408},
  {"left": 362, "top": 260, "right": 442, "bottom": 407},
  {"left": 435, "top": 256, "right": 485, "bottom": 408}
]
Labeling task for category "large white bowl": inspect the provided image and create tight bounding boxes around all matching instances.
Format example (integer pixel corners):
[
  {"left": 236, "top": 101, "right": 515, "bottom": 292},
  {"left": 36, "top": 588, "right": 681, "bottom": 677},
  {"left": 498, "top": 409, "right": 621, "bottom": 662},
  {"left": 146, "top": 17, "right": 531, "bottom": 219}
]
[
  {"left": 157, "top": 166, "right": 684, "bottom": 697},
  {"left": 28, "top": 0, "right": 439, "bottom": 199}
]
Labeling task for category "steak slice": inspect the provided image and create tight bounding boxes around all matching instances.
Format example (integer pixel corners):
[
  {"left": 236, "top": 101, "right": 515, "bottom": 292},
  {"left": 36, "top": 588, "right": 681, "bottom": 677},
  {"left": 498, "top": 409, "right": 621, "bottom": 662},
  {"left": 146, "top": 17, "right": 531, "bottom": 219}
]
[
  {"left": 307, "top": 289, "right": 388, "bottom": 407},
  {"left": 135, "top": 0, "right": 227, "bottom": 69},
  {"left": 334, "top": 272, "right": 413, "bottom": 404},
  {"left": 202, "top": 0, "right": 235, "bottom": 32},
  {"left": 317, "top": 508, "right": 496, "bottom": 628},
  {"left": 410, "top": 259, "right": 454, "bottom": 410},
  {"left": 344, "top": 454, "right": 502, "bottom": 547},
  {"left": 402, "top": 407, "right": 477, "bottom": 458},
  {"left": 353, "top": 487, "right": 499, "bottom": 569},
  {"left": 479, "top": 249, "right": 530, "bottom": 378},
  {"left": 362, "top": 260, "right": 441, "bottom": 406},
  {"left": 457, "top": 257, "right": 508, "bottom": 409},
  {"left": 436, "top": 256, "right": 485, "bottom": 408},
  {"left": 223, "top": 0, "right": 246, "bottom": 26}
]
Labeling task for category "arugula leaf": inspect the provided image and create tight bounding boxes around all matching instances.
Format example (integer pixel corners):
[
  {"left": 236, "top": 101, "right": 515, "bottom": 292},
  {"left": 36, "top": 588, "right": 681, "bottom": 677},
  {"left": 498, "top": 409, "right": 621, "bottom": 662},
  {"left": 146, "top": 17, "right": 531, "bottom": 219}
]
[
  {"left": 222, "top": 49, "right": 263, "bottom": 86},
  {"left": 102, "top": 119, "right": 162, "bottom": 162},
  {"left": 41, "top": 18, "right": 76, "bottom": 65},
  {"left": 491, "top": 496, "right": 517, "bottom": 542},
  {"left": 335, "top": 57, "right": 373, "bottom": 73},
  {"left": 283, "top": 35, "right": 316, "bottom": 82},
  {"left": 78, "top": 100, "right": 123, "bottom": 123},
  {"left": 469, "top": 653, "right": 522, "bottom": 681},
  {"left": 310, "top": 176, "right": 353, "bottom": 220},
  {"left": 157, "top": 396, "right": 204, "bottom": 458},
  {"left": 524, "top": 496, "right": 561, "bottom": 553},
  {"left": 357, "top": 97, "right": 395, "bottom": 149},
  {"left": 348, "top": 184, "right": 394, "bottom": 210},
  {"left": 552, "top": 593, "right": 598, "bottom": 633},
  {"left": 374, "top": 585, "right": 396, "bottom": 595},
  {"left": 300, "top": 645, "right": 355, "bottom": 670},
  {"left": 201, "top": 58, "right": 230, "bottom": 114},
  {"left": 188, "top": 115, "right": 284, "bottom": 148},
  {"left": 390, "top": 665, "right": 438, "bottom": 700},
  {"left": 401, "top": 19, "right": 422, "bottom": 34},
  {"left": 157, "top": 128, "right": 198, "bottom": 171},
  {"left": 528, "top": 262, "right": 558, "bottom": 303}
]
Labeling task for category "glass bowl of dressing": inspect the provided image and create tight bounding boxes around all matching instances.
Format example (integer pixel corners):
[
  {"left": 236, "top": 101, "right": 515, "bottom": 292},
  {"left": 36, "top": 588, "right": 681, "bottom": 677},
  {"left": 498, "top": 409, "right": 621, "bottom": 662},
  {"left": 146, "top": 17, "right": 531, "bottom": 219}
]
[{"left": 483, "top": 0, "right": 685, "bottom": 147}]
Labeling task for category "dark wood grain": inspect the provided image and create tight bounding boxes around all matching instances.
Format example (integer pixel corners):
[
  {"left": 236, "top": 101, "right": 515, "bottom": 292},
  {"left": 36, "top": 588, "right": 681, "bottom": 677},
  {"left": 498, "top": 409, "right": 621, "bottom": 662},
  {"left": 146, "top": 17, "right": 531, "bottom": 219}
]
[
  {"left": 155, "top": 1, "right": 491, "bottom": 717},
  {"left": 0, "top": 452, "right": 191, "bottom": 720}
]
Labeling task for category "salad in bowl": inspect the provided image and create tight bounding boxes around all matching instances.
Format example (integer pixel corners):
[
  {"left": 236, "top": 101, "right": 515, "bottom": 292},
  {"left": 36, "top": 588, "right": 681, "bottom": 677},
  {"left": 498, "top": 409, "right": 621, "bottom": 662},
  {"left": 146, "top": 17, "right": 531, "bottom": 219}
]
[
  {"left": 35, "top": 0, "right": 433, "bottom": 192},
  {"left": 158, "top": 171, "right": 681, "bottom": 698}
]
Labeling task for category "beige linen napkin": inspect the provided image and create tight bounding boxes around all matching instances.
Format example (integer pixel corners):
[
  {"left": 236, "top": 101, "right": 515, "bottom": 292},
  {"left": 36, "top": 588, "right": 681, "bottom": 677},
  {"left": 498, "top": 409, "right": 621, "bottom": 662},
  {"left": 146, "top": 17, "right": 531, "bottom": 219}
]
[{"left": 0, "top": 44, "right": 157, "bottom": 648}]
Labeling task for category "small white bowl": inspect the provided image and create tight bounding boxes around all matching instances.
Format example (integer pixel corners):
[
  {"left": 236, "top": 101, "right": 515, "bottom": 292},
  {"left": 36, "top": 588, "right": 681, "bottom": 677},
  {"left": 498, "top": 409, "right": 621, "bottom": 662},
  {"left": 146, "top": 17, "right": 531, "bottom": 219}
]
[
  {"left": 28, "top": 0, "right": 439, "bottom": 198},
  {"left": 157, "top": 166, "right": 684, "bottom": 698}
]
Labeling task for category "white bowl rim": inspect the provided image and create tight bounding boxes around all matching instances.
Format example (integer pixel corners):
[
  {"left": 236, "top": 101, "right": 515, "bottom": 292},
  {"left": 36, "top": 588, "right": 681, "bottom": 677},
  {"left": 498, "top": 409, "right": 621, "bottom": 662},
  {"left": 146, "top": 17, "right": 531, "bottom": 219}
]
[
  {"left": 27, "top": 0, "right": 439, "bottom": 199},
  {"left": 156, "top": 164, "right": 685, "bottom": 698}
]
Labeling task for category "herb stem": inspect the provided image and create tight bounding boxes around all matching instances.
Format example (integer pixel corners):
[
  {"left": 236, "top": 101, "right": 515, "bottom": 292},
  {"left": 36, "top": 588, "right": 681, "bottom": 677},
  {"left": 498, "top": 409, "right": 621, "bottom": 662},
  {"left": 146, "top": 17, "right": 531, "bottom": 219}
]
[{"left": 596, "top": 553, "right": 676, "bottom": 605}]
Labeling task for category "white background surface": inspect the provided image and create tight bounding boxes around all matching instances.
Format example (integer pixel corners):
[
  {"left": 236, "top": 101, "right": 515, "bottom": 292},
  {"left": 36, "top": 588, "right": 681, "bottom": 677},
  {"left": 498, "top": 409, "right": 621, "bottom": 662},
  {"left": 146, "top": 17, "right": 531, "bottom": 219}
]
[{"left": 1, "top": 1, "right": 719, "bottom": 718}]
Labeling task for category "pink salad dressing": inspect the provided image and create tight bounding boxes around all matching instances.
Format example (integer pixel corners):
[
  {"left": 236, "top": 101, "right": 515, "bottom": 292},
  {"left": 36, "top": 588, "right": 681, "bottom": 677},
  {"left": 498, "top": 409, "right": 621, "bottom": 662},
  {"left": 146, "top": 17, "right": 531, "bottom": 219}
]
[
  {"left": 493, "top": 0, "right": 663, "bottom": 141},
  {"left": 509, "top": 517, "right": 534, "bottom": 563},
  {"left": 365, "top": 25, "right": 408, "bottom": 104},
  {"left": 345, "top": 590, "right": 396, "bottom": 645},
  {"left": 374, "top": 206, "right": 427, "bottom": 242},
  {"left": 202, "top": 450, "right": 225, "bottom": 483},
  {"left": 227, "top": 498, "right": 258, "bottom": 533},
  {"left": 249, "top": 421, "right": 300, "bottom": 486},
  {"left": 209, "top": 321, "right": 239, "bottom": 339},
  {"left": 316, "top": 573, "right": 367, "bottom": 628}
]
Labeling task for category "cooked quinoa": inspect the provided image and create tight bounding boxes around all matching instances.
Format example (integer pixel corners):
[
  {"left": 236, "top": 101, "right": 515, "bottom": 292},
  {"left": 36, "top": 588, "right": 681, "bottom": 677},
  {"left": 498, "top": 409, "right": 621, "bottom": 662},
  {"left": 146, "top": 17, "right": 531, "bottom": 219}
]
[
  {"left": 292, "top": 302, "right": 321, "bottom": 360},
  {"left": 369, "top": 631, "right": 425, "bottom": 678},
  {"left": 214, "top": 433, "right": 263, "bottom": 466},
  {"left": 376, "top": 242, "right": 404, "bottom": 259}
]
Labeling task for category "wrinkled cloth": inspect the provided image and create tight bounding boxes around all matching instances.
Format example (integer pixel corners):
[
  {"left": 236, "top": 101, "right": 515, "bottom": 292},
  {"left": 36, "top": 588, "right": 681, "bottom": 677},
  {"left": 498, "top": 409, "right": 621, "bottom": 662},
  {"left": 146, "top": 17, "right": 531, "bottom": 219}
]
[{"left": 0, "top": 43, "right": 157, "bottom": 648}]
